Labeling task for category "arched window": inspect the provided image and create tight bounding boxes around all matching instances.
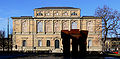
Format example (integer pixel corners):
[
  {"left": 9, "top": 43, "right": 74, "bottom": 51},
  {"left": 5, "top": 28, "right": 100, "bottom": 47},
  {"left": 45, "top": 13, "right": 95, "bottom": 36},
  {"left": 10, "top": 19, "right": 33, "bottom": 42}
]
[
  {"left": 38, "top": 40, "right": 42, "bottom": 47},
  {"left": 63, "top": 21, "right": 69, "bottom": 30},
  {"left": 71, "top": 22, "right": 77, "bottom": 29},
  {"left": 88, "top": 40, "right": 92, "bottom": 47},
  {"left": 47, "top": 40, "right": 50, "bottom": 47},
  {"left": 63, "top": 11, "right": 68, "bottom": 16},
  {"left": 46, "top": 21, "right": 52, "bottom": 32},
  {"left": 37, "top": 22, "right": 43, "bottom": 32},
  {"left": 71, "top": 12, "right": 77, "bottom": 15},
  {"left": 22, "top": 20, "right": 27, "bottom": 32},
  {"left": 87, "top": 21, "right": 93, "bottom": 32},
  {"left": 37, "top": 13, "right": 43, "bottom": 16},
  {"left": 54, "top": 21, "right": 60, "bottom": 32},
  {"left": 64, "top": 12, "right": 68, "bottom": 15},
  {"left": 54, "top": 12, "right": 59, "bottom": 16},
  {"left": 55, "top": 40, "right": 59, "bottom": 48},
  {"left": 45, "top": 11, "right": 50, "bottom": 16}
]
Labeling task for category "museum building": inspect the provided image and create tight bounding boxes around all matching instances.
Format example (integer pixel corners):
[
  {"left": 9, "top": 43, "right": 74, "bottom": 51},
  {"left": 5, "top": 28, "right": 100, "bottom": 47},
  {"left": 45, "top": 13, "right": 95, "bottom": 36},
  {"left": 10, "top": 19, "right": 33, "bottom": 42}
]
[{"left": 11, "top": 7, "right": 102, "bottom": 53}]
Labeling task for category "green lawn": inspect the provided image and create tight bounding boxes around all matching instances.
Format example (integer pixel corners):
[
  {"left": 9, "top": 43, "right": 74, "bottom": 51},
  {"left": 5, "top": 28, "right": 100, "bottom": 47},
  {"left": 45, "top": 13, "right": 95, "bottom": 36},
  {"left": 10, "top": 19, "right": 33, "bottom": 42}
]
[{"left": 108, "top": 54, "right": 120, "bottom": 56}]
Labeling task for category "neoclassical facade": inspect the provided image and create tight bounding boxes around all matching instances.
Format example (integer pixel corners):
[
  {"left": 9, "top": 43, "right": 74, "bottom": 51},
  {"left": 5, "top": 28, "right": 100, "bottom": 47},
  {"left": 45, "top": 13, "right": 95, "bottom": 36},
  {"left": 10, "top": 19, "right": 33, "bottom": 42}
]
[{"left": 11, "top": 7, "right": 102, "bottom": 53}]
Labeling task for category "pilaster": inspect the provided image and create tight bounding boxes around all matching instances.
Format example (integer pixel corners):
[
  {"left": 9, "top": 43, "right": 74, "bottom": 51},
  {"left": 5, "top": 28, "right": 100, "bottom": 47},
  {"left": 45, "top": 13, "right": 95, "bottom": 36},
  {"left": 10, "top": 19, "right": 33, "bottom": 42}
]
[
  {"left": 20, "top": 19, "right": 22, "bottom": 33},
  {"left": 28, "top": 19, "right": 30, "bottom": 34},
  {"left": 77, "top": 20, "right": 80, "bottom": 30},
  {"left": 34, "top": 20, "right": 37, "bottom": 34},
  {"left": 43, "top": 20, "right": 45, "bottom": 33},
  {"left": 52, "top": 20, "right": 54, "bottom": 34},
  {"left": 80, "top": 19, "right": 82, "bottom": 30},
  {"left": 60, "top": 20, "right": 62, "bottom": 30},
  {"left": 69, "top": 19, "right": 71, "bottom": 31}
]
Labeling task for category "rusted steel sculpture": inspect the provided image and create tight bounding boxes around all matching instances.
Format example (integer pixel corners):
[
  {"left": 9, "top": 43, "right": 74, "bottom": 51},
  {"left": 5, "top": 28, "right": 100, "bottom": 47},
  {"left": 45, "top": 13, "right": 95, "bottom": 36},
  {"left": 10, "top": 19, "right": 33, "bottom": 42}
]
[{"left": 61, "top": 29, "right": 88, "bottom": 56}]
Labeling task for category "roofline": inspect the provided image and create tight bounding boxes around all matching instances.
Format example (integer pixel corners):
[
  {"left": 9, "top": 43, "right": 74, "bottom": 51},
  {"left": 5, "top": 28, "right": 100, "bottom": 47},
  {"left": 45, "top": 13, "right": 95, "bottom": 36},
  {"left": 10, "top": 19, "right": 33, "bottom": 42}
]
[
  {"left": 11, "top": 16, "right": 101, "bottom": 19},
  {"left": 34, "top": 7, "right": 80, "bottom": 10}
]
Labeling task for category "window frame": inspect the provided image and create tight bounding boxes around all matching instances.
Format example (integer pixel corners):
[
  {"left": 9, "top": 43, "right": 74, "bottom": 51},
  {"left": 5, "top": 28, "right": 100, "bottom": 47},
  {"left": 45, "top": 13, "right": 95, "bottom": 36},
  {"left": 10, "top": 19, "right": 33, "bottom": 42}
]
[
  {"left": 71, "top": 12, "right": 77, "bottom": 16},
  {"left": 47, "top": 40, "right": 50, "bottom": 47},
  {"left": 22, "top": 40, "right": 26, "bottom": 47},
  {"left": 37, "top": 21, "right": 43, "bottom": 33},
  {"left": 71, "top": 22, "right": 77, "bottom": 29},
  {"left": 38, "top": 40, "right": 42, "bottom": 47},
  {"left": 55, "top": 40, "right": 59, "bottom": 49}
]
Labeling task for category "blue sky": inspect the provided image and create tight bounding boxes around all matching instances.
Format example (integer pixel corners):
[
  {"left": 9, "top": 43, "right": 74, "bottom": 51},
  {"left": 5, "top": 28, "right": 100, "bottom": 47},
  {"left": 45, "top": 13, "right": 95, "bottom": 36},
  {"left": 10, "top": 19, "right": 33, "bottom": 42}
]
[{"left": 0, "top": 0, "right": 120, "bottom": 37}]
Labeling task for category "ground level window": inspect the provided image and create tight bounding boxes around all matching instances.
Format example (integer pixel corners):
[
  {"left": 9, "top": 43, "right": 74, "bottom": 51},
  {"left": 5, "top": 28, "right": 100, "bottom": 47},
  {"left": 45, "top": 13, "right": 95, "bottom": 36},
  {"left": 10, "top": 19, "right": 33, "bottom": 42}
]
[
  {"left": 38, "top": 40, "right": 42, "bottom": 47},
  {"left": 55, "top": 40, "right": 59, "bottom": 48},
  {"left": 22, "top": 40, "right": 26, "bottom": 47},
  {"left": 88, "top": 40, "right": 92, "bottom": 48},
  {"left": 47, "top": 40, "right": 50, "bottom": 47}
]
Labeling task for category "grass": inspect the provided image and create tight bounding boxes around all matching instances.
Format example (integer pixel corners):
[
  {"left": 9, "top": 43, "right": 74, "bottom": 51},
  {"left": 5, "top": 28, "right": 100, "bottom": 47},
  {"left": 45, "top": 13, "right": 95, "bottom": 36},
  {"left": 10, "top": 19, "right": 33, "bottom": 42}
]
[{"left": 108, "top": 54, "right": 120, "bottom": 56}]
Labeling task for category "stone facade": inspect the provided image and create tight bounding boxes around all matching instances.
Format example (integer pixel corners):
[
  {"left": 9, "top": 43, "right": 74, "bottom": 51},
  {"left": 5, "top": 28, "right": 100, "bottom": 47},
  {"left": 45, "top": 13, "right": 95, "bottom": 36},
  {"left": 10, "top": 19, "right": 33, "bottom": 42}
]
[{"left": 11, "top": 7, "right": 102, "bottom": 53}]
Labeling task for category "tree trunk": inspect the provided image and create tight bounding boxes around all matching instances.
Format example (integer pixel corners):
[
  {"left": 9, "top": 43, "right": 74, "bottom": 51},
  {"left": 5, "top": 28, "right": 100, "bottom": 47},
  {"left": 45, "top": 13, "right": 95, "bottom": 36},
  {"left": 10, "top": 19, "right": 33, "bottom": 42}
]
[{"left": 103, "top": 30, "right": 108, "bottom": 52}]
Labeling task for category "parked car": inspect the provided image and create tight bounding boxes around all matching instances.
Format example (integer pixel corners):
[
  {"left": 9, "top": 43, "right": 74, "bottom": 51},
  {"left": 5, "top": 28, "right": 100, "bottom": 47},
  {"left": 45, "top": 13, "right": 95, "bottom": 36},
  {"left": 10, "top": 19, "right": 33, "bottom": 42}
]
[{"left": 113, "top": 51, "right": 118, "bottom": 54}]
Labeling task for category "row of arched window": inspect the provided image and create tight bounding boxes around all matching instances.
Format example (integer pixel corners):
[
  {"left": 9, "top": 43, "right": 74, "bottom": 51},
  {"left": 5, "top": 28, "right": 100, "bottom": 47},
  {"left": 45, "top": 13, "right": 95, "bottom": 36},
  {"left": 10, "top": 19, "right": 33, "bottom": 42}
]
[
  {"left": 37, "top": 21, "right": 78, "bottom": 33},
  {"left": 21, "top": 20, "right": 93, "bottom": 33},
  {"left": 22, "top": 40, "right": 60, "bottom": 48},
  {"left": 36, "top": 12, "right": 77, "bottom": 16},
  {"left": 22, "top": 39, "right": 91, "bottom": 48}
]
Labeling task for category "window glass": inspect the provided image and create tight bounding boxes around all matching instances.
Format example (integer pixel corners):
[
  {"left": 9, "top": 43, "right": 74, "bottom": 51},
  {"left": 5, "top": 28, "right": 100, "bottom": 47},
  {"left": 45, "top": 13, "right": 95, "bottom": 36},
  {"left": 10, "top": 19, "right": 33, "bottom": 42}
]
[
  {"left": 22, "top": 20, "right": 27, "bottom": 32},
  {"left": 37, "top": 22, "right": 43, "bottom": 32},
  {"left": 63, "top": 21, "right": 69, "bottom": 30},
  {"left": 87, "top": 21, "right": 93, "bottom": 32},
  {"left": 46, "top": 21, "right": 52, "bottom": 32},
  {"left": 54, "top": 21, "right": 60, "bottom": 32},
  {"left": 22, "top": 40, "right": 26, "bottom": 47},
  {"left": 55, "top": 40, "right": 59, "bottom": 48},
  {"left": 38, "top": 40, "right": 42, "bottom": 47},
  {"left": 47, "top": 40, "right": 50, "bottom": 47},
  {"left": 71, "top": 22, "right": 77, "bottom": 29},
  {"left": 88, "top": 40, "right": 92, "bottom": 46},
  {"left": 71, "top": 12, "right": 77, "bottom": 15}
]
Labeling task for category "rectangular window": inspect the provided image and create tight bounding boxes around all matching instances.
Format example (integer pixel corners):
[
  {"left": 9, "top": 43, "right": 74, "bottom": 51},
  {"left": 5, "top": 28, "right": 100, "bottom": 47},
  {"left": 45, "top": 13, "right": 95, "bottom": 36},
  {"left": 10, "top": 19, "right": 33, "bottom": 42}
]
[
  {"left": 38, "top": 40, "right": 42, "bottom": 47},
  {"left": 22, "top": 40, "right": 26, "bottom": 47},
  {"left": 47, "top": 40, "right": 50, "bottom": 47},
  {"left": 88, "top": 40, "right": 92, "bottom": 46}
]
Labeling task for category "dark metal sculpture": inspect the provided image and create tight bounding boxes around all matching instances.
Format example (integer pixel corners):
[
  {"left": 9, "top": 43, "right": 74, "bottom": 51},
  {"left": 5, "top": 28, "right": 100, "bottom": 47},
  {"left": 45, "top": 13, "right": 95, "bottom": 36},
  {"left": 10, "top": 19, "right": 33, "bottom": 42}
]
[{"left": 61, "top": 29, "right": 88, "bottom": 56}]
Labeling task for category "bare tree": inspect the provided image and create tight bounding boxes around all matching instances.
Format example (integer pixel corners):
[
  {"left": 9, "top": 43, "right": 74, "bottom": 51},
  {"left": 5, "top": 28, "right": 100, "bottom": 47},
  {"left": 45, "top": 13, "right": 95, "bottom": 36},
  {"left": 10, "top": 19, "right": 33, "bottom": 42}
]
[
  {"left": 0, "top": 30, "right": 5, "bottom": 51},
  {"left": 95, "top": 5, "right": 120, "bottom": 52}
]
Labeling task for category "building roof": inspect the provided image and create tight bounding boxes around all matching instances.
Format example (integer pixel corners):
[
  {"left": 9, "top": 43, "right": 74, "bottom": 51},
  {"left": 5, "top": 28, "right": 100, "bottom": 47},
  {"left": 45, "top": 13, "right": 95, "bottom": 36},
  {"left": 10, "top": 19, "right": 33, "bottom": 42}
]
[
  {"left": 11, "top": 16, "right": 101, "bottom": 19},
  {"left": 82, "top": 16, "right": 102, "bottom": 19},
  {"left": 34, "top": 7, "right": 79, "bottom": 9}
]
